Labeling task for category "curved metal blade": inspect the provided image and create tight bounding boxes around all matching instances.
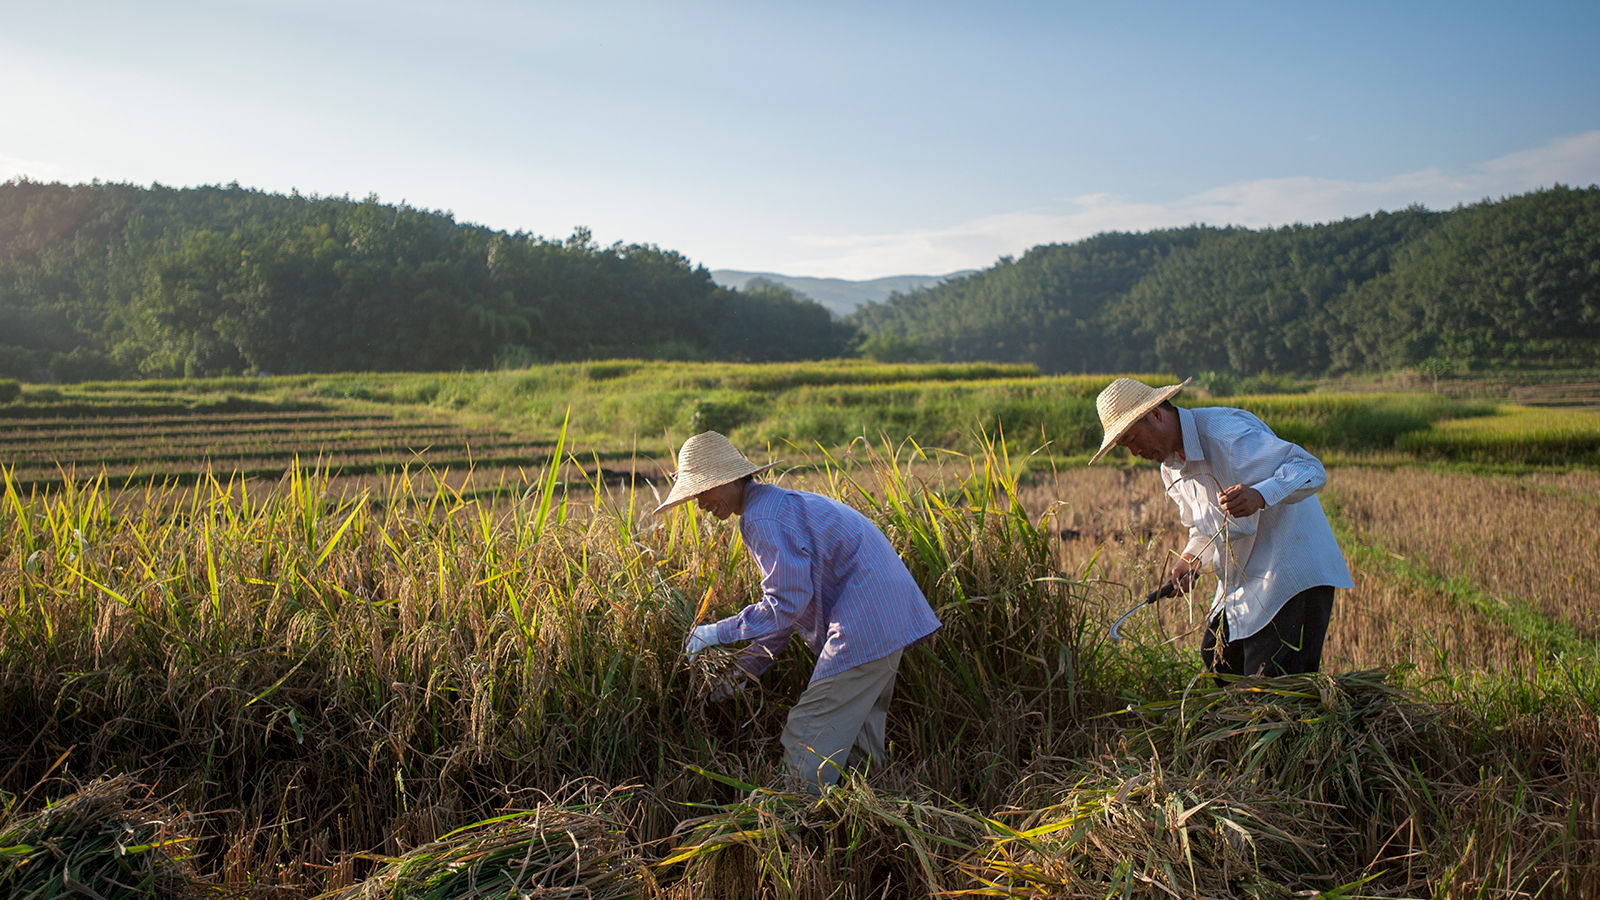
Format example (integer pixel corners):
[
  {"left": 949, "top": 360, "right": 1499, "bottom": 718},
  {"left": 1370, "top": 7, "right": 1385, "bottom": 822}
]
[
  {"left": 1107, "top": 584, "right": 1176, "bottom": 642},
  {"left": 1107, "top": 600, "right": 1148, "bottom": 642}
]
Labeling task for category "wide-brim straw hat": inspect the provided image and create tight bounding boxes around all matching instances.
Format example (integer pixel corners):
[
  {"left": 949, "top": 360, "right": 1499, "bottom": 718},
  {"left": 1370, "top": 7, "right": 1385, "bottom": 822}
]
[
  {"left": 653, "top": 431, "right": 779, "bottom": 514},
  {"left": 1089, "top": 377, "right": 1192, "bottom": 465}
]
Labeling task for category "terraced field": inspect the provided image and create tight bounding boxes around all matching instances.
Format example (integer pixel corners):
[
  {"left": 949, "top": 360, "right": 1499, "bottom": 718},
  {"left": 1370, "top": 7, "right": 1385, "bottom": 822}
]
[
  {"left": 4, "top": 367, "right": 1600, "bottom": 897},
  {"left": 0, "top": 405, "right": 554, "bottom": 491},
  {"left": 1510, "top": 378, "right": 1600, "bottom": 409}
]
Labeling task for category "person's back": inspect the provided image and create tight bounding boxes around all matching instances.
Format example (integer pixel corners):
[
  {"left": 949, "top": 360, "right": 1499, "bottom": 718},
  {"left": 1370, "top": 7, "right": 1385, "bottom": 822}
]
[{"left": 733, "top": 483, "right": 940, "bottom": 682}]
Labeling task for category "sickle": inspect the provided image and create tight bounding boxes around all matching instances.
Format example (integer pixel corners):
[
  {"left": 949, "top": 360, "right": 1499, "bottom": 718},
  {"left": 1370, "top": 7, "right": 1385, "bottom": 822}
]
[{"left": 1107, "top": 582, "right": 1178, "bottom": 642}]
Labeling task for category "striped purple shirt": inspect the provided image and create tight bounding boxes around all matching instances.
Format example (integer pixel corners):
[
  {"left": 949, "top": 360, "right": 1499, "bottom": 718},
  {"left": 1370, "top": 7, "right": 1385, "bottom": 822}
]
[{"left": 712, "top": 483, "right": 942, "bottom": 683}]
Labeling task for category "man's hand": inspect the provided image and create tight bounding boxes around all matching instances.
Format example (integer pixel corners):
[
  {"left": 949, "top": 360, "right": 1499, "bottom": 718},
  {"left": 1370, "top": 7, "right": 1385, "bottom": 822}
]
[
  {"left": 1166, "top": 553, "right": 1200, "bottom": 593},
  {"left": 708, "top": 672, "right": 749, "bottom": 702},
  {"left": 1218, "top": 484, "right": 1266, "bottom": 518},
  {"left": 685, "top": 624, "right": 721, "bottom": 657}
]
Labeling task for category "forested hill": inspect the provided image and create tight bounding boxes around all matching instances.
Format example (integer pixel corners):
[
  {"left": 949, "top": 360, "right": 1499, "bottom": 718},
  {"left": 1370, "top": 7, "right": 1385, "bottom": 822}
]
[
  {"left": 0, "top": 180, "right": 854, "bottom": 381},
  {"left": 850, "top": 185, "right": 1600, "bottom": 374}
]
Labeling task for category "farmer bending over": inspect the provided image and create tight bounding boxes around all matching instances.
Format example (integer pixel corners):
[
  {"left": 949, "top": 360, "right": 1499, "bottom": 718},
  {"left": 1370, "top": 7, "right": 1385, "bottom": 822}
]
[
  {"left": 657, "top": 431, "right": 941, "bottom": 794},
  {"left": 1091, "top": 378, "right": 1352, "bottom": 678}
]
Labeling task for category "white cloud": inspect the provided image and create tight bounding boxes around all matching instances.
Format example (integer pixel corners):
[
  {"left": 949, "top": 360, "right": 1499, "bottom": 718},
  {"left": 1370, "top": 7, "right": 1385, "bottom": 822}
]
[
  {"left": 781, "top": 130, "right": 1600, "bottom": 280},
  {"left": 0, "top": 153, "right": 76, "bottom": 184}
]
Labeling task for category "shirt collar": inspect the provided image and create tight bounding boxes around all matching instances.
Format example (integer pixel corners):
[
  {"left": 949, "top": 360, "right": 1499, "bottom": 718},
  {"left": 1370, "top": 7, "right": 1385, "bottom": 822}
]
[
  {"left": 740, "top": 481, "right": 777, "bottom": 516},
  {"left": 1177, "top": 406, "right": 1204, "bottom": 464}
]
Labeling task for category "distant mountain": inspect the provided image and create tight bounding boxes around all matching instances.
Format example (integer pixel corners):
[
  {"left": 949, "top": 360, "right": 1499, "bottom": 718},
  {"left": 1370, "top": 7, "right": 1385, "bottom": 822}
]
[{"left": 711, "top": 270, "right": 975, "bottom": 317}]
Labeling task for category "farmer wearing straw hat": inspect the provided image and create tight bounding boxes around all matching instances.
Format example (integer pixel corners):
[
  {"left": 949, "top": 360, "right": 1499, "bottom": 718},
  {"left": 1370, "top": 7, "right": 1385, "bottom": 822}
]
[
  {"left": 1091, "top": 377, "right": 1353, "bottom": 678},
  {"left": 658, "top": 431, "right": 942, "bottom": 794}
]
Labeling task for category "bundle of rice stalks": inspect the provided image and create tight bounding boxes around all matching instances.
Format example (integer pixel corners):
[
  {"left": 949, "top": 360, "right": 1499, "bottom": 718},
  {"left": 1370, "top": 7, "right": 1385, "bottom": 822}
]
[
  {"left": 961, "top": 760, "right": 1351, "bottom": 899},
  {"left": 0, "top": 775, "right": 208, "bottom": 900},
  {"left": 949, "top": 670, "right": 1453, "bottom": 897},
  {"left": 662, "top": 773, "right": 980, "bottom": 899},
  {"left": 334, "top": 803, "right": 645, "bottom": 900},
  {"left": 683, "top": 645, "right": 752, "bottom": 700},
  {"left": 1122, "top": 668, "right": 1445, "bottom": 815}
]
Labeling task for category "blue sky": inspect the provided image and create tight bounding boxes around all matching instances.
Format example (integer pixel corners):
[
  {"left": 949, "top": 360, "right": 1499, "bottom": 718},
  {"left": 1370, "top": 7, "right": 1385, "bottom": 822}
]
[{"left": 3, "top": 1, "right": 1597, "bottom": 278}]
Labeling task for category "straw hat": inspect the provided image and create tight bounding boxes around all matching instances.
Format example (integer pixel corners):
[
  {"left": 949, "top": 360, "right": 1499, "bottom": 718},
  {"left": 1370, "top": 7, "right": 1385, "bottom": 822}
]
[
  {"left": 1089, "top": 377, "right": 1192, "bottom": 464},
  {"left": 653, "top": 431, "right": 779, "bottom": 514}
]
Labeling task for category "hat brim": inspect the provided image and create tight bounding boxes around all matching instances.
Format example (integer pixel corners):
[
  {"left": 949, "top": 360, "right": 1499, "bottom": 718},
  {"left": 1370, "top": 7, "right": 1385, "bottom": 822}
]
[
  {"left": 652, "top": 461, "right": 780, "bottom": 515},
  {"left": 1089, "top": 379, "right": 1191, "bottom": 465}
]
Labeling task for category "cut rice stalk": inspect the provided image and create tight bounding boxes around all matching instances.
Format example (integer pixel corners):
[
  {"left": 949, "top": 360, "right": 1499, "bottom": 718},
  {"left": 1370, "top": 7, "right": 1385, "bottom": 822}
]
[
  {"left": 331, "top": 803, "right": 644, "bottom": 900},
  {"left": 0, "top": 775, "right": 208, "bottom": 900}
]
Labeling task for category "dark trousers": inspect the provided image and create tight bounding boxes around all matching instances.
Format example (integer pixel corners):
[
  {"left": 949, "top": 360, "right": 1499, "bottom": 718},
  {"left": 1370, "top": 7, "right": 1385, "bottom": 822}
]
[{"left": 1202, "top": 585, "right": 1336, "bottom": 679}]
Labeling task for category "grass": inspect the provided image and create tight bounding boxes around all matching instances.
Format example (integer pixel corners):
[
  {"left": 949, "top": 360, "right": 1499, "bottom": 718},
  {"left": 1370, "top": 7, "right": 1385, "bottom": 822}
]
[
  {"left": 3, "top": 434, "right": 1600, "bottom": 897},
  {"left": 1397, "top": 404, "right": 1600, "bottom": 465},
  {"left": 15, "top": 362, "right": 1594, "bottom": 470},
  {"left": 1187, "top": 392, "right": 1498, "bottom": 452}
]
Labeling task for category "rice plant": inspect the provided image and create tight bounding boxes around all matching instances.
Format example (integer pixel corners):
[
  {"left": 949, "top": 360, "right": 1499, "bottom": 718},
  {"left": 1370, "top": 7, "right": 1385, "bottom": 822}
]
[
  {"left": 1397, "top": 404, "right": 1600, "bottom": 465},
  {"left": 3, "top": 425, "right": 1599, "bottom": 897}
]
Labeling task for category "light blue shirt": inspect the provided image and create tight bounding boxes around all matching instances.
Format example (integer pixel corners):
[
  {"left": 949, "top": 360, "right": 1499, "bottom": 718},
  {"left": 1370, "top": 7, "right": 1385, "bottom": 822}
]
[
  {"left": 713, "top": 483, "right": 942, "bottom": 683},
  {"left": 1163, "top": 406, "right": 1354, "bottom": 639}
]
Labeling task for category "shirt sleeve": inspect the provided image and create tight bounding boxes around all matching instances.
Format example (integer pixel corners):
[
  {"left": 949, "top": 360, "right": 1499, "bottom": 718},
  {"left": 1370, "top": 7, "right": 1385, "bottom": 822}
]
[
  {"left": 714, "top": 496, "right": 813, "bottom": 675},
  {"left": 1164, "top": 471, "right": 1207, "bottom": 561},
  {"left": 1225, "top": 419, "right": 1328, "bottom": 508}
]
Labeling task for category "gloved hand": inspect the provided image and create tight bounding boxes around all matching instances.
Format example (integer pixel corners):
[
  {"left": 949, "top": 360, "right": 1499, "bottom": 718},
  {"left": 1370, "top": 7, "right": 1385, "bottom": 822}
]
[
  {"left": 708, "top": 672, "right": 749, "bottom": 702},
  {"left": 685, "top": 624, "right": 721, "bottom": 657}
]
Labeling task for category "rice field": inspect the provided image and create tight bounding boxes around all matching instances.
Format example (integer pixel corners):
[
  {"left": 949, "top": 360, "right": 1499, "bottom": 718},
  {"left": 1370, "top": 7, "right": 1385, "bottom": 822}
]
[
  {"left": 1397, "top": 405, "right": 1600, "bottom": 465},
  {"left": 7, "top": 363, "right": 1599, "bottom": 469},
  {"left": 3, "top": 432, "right": 1599, "bottom": 898},
  {"left": 4, "top": 366, "right": 1600, "bottom": 897},
  {"left": 0, "top": 404, "right": 568, "bottom": 494},
  {"left": 1035, "top": 463, "right": 1600, "bottom": 681}
]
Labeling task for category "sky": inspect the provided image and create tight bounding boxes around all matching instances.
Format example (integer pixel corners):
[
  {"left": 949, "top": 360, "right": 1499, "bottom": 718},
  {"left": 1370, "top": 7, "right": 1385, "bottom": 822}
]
[{"left": 2, "top": 0, "right": 1598, "bottom": 280}]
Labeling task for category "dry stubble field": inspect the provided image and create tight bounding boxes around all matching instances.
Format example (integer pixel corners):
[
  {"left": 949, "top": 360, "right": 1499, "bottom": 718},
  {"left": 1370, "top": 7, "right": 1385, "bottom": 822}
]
[{"left": 1005, "top": 462, "right": 1600, "bottom": 681}]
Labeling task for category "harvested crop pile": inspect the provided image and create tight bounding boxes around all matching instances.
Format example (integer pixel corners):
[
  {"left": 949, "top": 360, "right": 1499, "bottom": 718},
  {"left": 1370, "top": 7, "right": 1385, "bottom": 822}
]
[
  {"left": 0, "top": 775, "right": 207, "bottom": 899},
  {"left": 665, "top": 777, "right": 983, "bottom": 899},
  {"left": 334, "top": 801, "right": 645, "bottom": 900},
  {"left": 661, "top": 670, "right": 1600, "bottom": 898}
]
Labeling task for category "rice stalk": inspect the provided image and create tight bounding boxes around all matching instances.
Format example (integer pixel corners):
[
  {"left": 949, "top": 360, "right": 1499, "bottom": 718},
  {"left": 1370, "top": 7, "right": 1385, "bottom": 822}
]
[
  {"left": 663, "top": 775, "right": 981, "bottom": 900},
  {"left": 2, "top": 444, "right": 1598, "bottom": 897},
  {"left": 330, "top": 790, "right": 645, "bottom": 900},
  {"left": 0, "top": 775, "right": 210, "bottom": 900},
  {"left": 960, "top": 760, "right": 1345, "bottom": 899}
]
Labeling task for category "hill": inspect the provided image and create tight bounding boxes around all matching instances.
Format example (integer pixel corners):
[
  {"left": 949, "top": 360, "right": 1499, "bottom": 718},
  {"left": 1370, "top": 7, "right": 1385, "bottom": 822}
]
[
  {"left": 849, "top": 186, "right": 1600, "bottom": 375},
  {"left": 0, "top": 179, "right": 855, "bottom": 381},
  {"left": 7, "top": 178, "right": 1596, "bottom": 382},
  {"left": 710, "top": 269, "right": 973, "bottom": 316}
]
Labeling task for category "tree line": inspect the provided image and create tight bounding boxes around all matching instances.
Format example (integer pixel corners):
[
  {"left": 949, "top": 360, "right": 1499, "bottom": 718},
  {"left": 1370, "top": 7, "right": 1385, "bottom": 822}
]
[
  {"left": 4, "top": 179, "right": 1595, "bottom": 383},
  {"left": 0, "top": 180, "right": 854, "bottom": 381},
  {"left": 850, "top": 185, "right": 1600, "bottom": 374}
]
